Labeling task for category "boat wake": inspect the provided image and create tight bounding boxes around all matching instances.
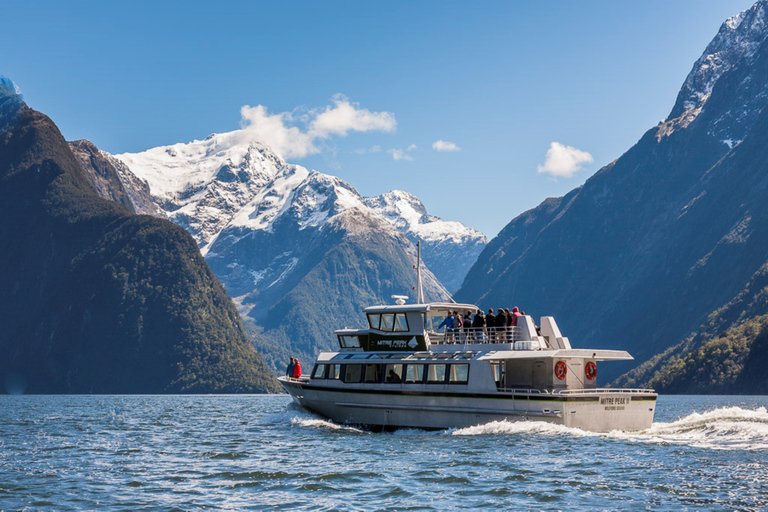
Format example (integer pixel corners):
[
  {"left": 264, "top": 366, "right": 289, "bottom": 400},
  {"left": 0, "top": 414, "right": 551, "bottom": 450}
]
[
  {"left": 611, "top": 405, "right": 768, "bottom": 450},
  {"left": 450, "top": 406, "right": 768, "bottom": 450},
  {"left": 263, "top": 407, "right": 366, "bottom": 434}
]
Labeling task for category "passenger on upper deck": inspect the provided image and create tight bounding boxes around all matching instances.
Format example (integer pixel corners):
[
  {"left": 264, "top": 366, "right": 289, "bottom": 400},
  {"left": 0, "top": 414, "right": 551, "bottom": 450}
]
[
  {"left": 463, "top": 312, "right": 473, "bottom": 342},
  {"left": 472, "top": 309, "right": 486, "bottom": 342},
  {"left": 495, "top": 308, "right": 507, "bottom": 342},
  {"left": 438, "top": 312, "right": 457, "bottom": 342},
  {"left": 486, "top": 308, "right": 496, "bottom": 342},
  {"left": 510, "top": 306, "right": 522, "bottom": 327}
]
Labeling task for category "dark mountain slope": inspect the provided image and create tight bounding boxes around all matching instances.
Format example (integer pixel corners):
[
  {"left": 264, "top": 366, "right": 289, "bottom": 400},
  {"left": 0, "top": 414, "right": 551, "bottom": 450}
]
[
  {"left": 456, "top": 1, "right": 768, "bottom": 383},
  {"left": 0, "top": 81, "right": 278, "bottom": 394}
]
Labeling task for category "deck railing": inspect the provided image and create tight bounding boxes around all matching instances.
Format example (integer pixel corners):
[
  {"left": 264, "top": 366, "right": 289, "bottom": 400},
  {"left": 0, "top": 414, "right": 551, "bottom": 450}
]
[
  {"left": 553, "top": 388, "right": 656, "bottom": 395},
  {"left": 495, "top": 387, "right": 655, "bottom": 395},
  {"left": 428, "top": 326, "right": 522, "bottom": 345}
]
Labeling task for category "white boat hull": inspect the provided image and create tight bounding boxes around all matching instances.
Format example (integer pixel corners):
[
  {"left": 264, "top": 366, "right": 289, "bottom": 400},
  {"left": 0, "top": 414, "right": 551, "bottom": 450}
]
[{"left": 280, "top": 378, "right": 656, "bottom": 432}]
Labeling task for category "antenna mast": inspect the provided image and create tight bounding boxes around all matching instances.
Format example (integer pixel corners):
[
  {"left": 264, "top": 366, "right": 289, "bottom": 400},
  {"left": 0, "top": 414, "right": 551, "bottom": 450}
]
[{"left": 416, "top": 239, "right": 424, "bottom": 303}]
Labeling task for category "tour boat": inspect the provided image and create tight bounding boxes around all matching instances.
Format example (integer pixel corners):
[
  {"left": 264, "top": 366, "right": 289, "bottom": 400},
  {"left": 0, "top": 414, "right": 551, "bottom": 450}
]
[{"left": 279, "top": 246, "right": 657, "bottom": 432}]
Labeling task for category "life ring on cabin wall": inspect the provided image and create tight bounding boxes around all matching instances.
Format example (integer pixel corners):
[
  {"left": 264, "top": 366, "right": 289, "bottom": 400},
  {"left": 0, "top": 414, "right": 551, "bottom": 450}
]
[
  {"left": 554, "top": 361, "right": 567, "bottom": 380},
  {"left": 585, "top": 361, "right": 597, "bottom": 380}
]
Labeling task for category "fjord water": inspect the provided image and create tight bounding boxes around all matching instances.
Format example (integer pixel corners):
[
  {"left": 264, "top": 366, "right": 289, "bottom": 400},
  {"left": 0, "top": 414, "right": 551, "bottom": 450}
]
[{"left": 1, "top": 395, "right": 767, "bottom": 511}]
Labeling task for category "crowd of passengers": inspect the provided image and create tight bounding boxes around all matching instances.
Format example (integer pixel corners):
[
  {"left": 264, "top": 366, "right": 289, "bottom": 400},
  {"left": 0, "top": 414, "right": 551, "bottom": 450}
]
[{"left": 437, "top": 306, "right": 532, "bottom": 343}]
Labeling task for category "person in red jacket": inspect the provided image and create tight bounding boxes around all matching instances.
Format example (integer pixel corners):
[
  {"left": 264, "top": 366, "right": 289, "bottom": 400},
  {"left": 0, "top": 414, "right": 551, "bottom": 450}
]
[{"left": 292, "top": 359, "right": 302, "bottom": 378}]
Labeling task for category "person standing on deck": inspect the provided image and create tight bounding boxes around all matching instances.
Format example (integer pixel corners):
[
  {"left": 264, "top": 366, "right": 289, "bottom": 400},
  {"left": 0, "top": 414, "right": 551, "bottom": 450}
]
[
  {"left": 292, "top": 359, "right": 302, "bottom": 378},
  {"left": 486, "top": 308, "right": 496, "bottom": 342},
  {"left": 472, "top": 309, "right": 486, "bottom": 342},
  {"left": 463, "top": 312, "right": 473, "bottom": 342},
  {"left": 286, "top": 357, "right": 295, "bottom": 377},
  {"left": 495, "top": 308, "right": 507, "bottom": 343}
]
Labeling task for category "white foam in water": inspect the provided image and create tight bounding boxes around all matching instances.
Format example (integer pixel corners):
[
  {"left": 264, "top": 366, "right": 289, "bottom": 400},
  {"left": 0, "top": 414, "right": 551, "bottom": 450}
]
[
  {"left": 609, "top": 406, "right": 768, "bottom": 450},
  {"left": 450, "top": 420, "right": 595, "bottom": 438},
  {"left": 445, "top": 407, "right": 768, "bottom": 450},
  {"left": 262, "top": 407, "right": 366, "bottom": 433}
]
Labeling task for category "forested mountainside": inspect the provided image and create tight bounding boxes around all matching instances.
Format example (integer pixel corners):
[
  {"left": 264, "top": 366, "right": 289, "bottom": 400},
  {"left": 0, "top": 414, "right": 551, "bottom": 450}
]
[
  {"left": 0, "top": 78, "right": 278, "bottom": 394},
  {"left": 115, "top": 133, "right": 461, "bottom": 370},
  {"left": 456, "top": 0, "right": 768, "bottom": 390}
]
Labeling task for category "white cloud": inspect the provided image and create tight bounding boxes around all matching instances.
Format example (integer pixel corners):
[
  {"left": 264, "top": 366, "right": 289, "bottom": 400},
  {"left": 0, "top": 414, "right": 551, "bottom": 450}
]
[
  {"left": 407, "top": 144, "right": 417, "bottom": 151},
  {"left": 536, "top": 142, "right": 593, "bottom": 178},
  {"left": 237, "top": 96, "right": 396, "bottom": 160},
  {"left": 239, "top": 105, "right": 318, "bottom": 159},
  {"left": 309, "top": 95, "right": 396, "bottom": 139},
  {"left": 389, "top": 148, "right": 413, "bottom": 161},
  {"left": 432, "top": 140, "right": 460, "bottom": 152},
  {"left": 351, "top": 145, "right": 382, "bottom": 155}
]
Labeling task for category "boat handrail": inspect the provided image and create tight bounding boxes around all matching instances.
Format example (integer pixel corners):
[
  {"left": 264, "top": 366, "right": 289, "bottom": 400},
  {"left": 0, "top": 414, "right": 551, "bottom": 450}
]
[
  {"left": 496, "top": 387, "right": 542, "bottom": 395},
  {"left": 553, "top": 388, "right": 656, "bottom": 395},
  {"left": 284, "top": 376, "right": 310, "bottom": 383},
  {"left": 428, "top": 326, "right": 523, "bottom": 345}
]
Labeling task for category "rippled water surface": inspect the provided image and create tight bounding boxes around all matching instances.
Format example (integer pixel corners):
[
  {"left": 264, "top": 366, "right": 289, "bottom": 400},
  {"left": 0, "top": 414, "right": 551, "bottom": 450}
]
[{"left": 1, "top": 395, "right": 768, "bottom": 510}]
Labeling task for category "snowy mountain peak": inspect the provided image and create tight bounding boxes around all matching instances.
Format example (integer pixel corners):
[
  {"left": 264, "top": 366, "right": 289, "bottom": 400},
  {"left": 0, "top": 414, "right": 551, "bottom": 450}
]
[
  {"left": 364, "top": 189, "right": 487, "bottom": 245},
  {"left": 661, "top": 0, "right": 768, "bottom": 138}
]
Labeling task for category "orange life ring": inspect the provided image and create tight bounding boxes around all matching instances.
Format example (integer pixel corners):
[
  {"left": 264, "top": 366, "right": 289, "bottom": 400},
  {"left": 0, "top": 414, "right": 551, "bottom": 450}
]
[
  {"left": 554, "top": 361, "right": 567, "bottom": 380},
  {"left": 585, "top": 361, "right": 597, "bottom": 380}
]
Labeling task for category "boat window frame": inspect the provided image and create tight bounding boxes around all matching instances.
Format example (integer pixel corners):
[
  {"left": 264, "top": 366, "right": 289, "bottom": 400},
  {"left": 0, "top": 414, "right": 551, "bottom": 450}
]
[
  {"left": 364, "top": 363, "right": 383, "bottom": 383},
  {"left": 426, "top": 363, "right": 448, "bottom": 384},
  {"left": 367, "top": 313, "right": 381, "bottom": 330},
  {"left": 338, "top": 335, "right": 361, "bottom": 348},
  {"left": 384, "top": 363, "right": 404, "bottom": 384},
  {"left": 448, "top": 363, "right": 469, "bottom": 385},
  {"left": 311, "top": 364, "right": 327, "bottom": 379},
  {"left": 393, "top": 313, "right": 409, "bottom": 332},
  {"left": 403, "top": 363, "right": 426, "bottom": 384},
  {"left": 342, "top": 364, "right": 364, "bottom": 384},
  {"left": 380, "top": 313, "right": 396, "bottom": 331}
]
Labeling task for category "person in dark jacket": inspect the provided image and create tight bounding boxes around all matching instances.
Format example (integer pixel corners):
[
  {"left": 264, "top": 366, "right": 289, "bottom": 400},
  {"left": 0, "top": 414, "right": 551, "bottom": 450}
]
[
  {"left": 472, "top": 309, "right": 486, "bottom": 342},
  {"left": 286, "top": 357, "right": 295, "bottom": 377},
  {"left": 495, "top": 308, "right": 507, "bottom": 343},
  {"left": 486, "top": 308, "right": 496, "bottom": 342},
  {"left": 463, "top": 312, "right": 473, "bottom": 342}
]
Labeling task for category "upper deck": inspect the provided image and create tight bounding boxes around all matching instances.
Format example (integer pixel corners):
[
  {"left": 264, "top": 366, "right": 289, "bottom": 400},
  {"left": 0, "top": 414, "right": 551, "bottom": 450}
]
[{"left": 333, "top": 300, "right": 631, "bottom": 360}]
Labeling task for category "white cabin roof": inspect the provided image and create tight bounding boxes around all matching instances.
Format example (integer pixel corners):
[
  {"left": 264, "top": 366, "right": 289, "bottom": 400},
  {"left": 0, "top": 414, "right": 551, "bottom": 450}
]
[
  {"left": 475, "top": 349, "right": 633, "bottom": 361},
  {"left": 363, "top": 302, "right": 479, "bottom": 314}
]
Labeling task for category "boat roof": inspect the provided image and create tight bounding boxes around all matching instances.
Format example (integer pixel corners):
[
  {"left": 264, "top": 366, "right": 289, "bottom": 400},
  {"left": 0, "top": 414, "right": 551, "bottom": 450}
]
[{"left": 363, "top": 302, "right": 479, "bottom": 314}]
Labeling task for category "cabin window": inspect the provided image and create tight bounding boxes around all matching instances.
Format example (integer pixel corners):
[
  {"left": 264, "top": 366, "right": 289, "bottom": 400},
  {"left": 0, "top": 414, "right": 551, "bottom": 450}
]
[
  {"left": 448, "top": 364, "right": 469, "bottom": 384},
  {"left": 367, "top": 314, "right": 381, "bottom": 329},
  {"left": 385, "top": 364, "right": 403, "bottom": 383},
  {"left": 364, "top": 364, "right": 382, "bottom": 383},
  {"left": 339, "top": 335, "right": 361, "bottom": 348},
  {"left": 312, "top": 365, "right": 326, "bottom": 379},
  {"left": 381, "top": 314, "right": 395, "bottom": 331},
  {"left": 393, "top": 313, "right": 409, "bottom": 332},
  {"left": 327, "top": 364, "right": 340, "bottom": 380},
  {"left": 343, "top": 364, "right": 363, "bottom": 383},
  {"left": 426, "top": 364, "right": 447, "bottom": 384},
  {"left": 404, "top": 364, "right": 425, "bottom": 384}
]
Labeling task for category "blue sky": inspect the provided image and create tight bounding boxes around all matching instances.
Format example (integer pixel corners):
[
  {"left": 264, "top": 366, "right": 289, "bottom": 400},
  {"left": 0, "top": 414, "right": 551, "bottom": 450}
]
[{"left": 1, "top": 0, "right": 757, "bottom": 237}]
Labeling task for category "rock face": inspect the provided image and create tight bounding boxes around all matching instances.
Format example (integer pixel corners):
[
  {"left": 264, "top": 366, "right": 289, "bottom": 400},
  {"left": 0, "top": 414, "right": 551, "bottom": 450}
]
[
  {"left": 114, "top": 137, "right": 457, "bottom": 369},
  {"left": 0, "top": 78, "right": 278, "bottom": 394},
  {"left": 456, "top": 0, "right": 768, "bottom": 386},
  {"left": 363, "top": 190, "right": 487, "bottom": 293}
]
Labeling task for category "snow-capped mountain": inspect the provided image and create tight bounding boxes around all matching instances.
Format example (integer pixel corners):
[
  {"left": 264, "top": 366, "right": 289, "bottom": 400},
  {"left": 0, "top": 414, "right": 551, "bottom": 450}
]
[
  {"left": 661, "top": 0, "right": 768, "bottom": 144},
  {"left": 457, "top": 0, "right": 768, "bottom": 387},
  {"left": 113, "top": 135, "right": 460, "bottom": 368},
  {"left": 364, "top": 190, "right": 487, "bottom": 292}
]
